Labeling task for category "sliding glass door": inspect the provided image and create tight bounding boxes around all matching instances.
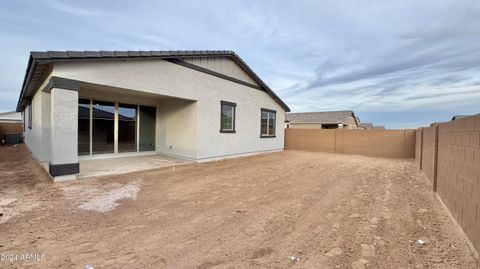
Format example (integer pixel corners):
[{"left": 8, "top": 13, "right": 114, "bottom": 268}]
[
  {"left": 78, "top": 99, "right": 155, "bottom": 156},
  {"left": 139, "top": 105, "right": 156, "bottom": 151},
  {"left": 78, "top": 99, "right": 90, "bottom": 155},
  {"left": 118, "top": 104, "right": 137, "bottom": 153},
  {"left": 92, "top": 101, "right": 115, "bottom": 154}
]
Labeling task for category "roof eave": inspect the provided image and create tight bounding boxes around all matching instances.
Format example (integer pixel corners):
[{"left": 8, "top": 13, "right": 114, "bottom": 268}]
[{"left": 17, "top": 50, "right": 290, "bottom": 113}]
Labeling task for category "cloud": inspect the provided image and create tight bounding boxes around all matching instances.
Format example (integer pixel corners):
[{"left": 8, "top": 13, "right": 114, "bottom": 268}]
[
  {"left": 0, "top": 0, "right": 479, "bottom": 129},
  {"left": 47, "top": 0, "right": 113, "bottom": 17}
]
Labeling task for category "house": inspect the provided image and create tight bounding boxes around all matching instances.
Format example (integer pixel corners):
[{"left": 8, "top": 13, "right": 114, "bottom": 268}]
[
  {"left": 358, "top": 123, "right": 373, "bottom": 130},
  {"left": 451, "top": 115, "right": 471, "bottom": 121},
  {"left": 285, "top": 110, "right": 359, "bottom": 129},
  {"left": 373, "top": 126, "right": 386, "bottom": 130},
  {"left": 16, "top": 50, "right": 290, "bottom": 180},
  {"left": 0, "top": 111, "right": 22, "bottom": 140}
]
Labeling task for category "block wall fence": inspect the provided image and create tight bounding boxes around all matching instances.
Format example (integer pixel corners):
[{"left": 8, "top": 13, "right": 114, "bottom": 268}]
[
  {"left": 285, "top": 128, "right": 416, "bottom": 159},
  {"left": 416, "top": 114, "right": 480, "bottom": 253},
  {"left": 0, "top": 122, "right": 22, "bottom": 141}
]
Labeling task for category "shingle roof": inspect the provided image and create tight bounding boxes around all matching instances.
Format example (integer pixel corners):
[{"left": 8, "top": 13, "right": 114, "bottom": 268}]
[
  {"left": 285, "top": 110, "right": 358, "bottom": 124},
  {"left": 358, "top": 123, "right": 373, "bottom": 129},
  {"left": 17, "top": 50, "right": 290, "bottom": 112}
]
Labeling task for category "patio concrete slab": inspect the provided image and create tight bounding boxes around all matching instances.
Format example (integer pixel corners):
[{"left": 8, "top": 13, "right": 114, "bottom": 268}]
[{"left": 78, "top": 154, "right": 192, "bottom": 178}]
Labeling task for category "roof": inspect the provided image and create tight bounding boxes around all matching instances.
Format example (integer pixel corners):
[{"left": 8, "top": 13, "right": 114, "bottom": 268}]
[
  {"left": 285, "top": 110, "right": 359, "bottom": 125},
  {"left": 451, "top": 115, "right": 470, "bottom": 121},
  {"left": 0, "top": 111, "right": 22, "bottom": 122},
  {"left": 16, "top": 50, "right": 290, "bottom": 112},
  {"left": 358, "top": 123, "right": 373, "bottom": 129}
]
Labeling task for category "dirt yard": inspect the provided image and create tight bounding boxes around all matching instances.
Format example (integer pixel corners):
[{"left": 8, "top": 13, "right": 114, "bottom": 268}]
[{"left": 0, "top": 145, "right": 478, "bottom": 268}]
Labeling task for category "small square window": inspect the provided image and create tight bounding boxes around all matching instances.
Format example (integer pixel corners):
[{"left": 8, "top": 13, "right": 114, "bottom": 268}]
[{"left": 220, "top": 101, "right": 236, "bottom": 133}]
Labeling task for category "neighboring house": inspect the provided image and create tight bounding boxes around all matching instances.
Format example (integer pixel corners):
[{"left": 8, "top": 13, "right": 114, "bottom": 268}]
[
  {"left": 0, "top": 111, "right": 22, "bottom": 140},
  {"left": 373, "top": 126, "right": 386, "bottom": 130},
  {"left": 285, "top": 110, "right": 359, "bottom": 129},
  {"left": 16, "top": 50, "right": 290, "bottom": 179},
  {"left": 0, "top": 111, "right": 21, "bottom": 123},
  {"left": 451, "top": 115, "right": 470, "bottom": 121},
  {"left": 358, "top": 123, "right": 373, "bottom": 130}
]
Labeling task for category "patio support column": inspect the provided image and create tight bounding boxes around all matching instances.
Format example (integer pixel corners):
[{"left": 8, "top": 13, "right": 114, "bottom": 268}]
[{"left": 47, "top": 77, "right": 80, "bottom": 179}]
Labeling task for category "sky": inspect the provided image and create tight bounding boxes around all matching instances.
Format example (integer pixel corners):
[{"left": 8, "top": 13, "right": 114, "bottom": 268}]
[{"left": 1, "top": 0, "right": 479, "bottom": 129}]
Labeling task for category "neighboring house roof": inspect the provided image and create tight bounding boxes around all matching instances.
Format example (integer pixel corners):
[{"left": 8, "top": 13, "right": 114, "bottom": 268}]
[
  {"left": 285, "top": 110, "right": 359, "bottom": 125},
  {"left": 451, "top": 115, "right": 470, "bottom": 121},
  {"left": 0, "top": 111, "right": 22, "bottom": 122},
  {"left": 358, "top": 123, "right": 373, "bottom": 129},
  {"left": 16, "top": 50, "right": 290, "bottom": 112}
]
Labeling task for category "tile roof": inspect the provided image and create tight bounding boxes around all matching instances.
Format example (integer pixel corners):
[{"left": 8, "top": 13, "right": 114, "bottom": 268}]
[{"left": 17, "top": 50, "right": 290, "bottom": 112}]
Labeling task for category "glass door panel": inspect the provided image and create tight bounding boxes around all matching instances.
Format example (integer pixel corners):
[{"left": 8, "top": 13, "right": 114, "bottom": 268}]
[
  {"left": 139, "top": 105, "right": 156, "bottom": 151},
  {"left": 118, "top": 104, "right": 137, "bottom": 153},
  {"left": 92, "top": 100, "right": 115, "bottom": 154},
  {"left": 78, "top": 99, "right": 90, "bottom": 155}
]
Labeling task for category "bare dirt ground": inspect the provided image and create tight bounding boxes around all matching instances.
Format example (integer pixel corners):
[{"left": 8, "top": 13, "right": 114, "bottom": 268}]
[{"left": 0, "top": 144, "right": 478, "bottom": 268}]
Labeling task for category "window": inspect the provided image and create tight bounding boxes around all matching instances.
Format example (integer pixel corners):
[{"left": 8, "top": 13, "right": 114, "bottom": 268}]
[
  {"left": 78, "top": 99, "right": 91, "bottom": 155},
  {"left": 21, "top": 111, "right": 25, "bottom": 131},
  {"left": 261, "top": 108, "right": 276, "bottom": 137},
  {"left": 91, "top": 100, "right": 115, "bottom": 154},
  {"left": 28, "top": 104, "right": 32, "bottom": 129},
  {"left": 139, "top": 106, "right": 156, "bottom": 152},
  {"left": 220, "top": 101, "right": 236, "bottom": 133},
  {"left": 118, "top": 104, "right": 137, "bottom": 153}
]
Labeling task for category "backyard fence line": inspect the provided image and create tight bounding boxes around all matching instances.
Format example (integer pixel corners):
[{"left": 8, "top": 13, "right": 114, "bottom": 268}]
[
  {"left": 284, "top": 128, "right": 416, "bottom": 159},
  {"left": 416, "top": 114, "right": 480, "bottom": 254},
  {"left": 0, "top": 122, "right": 22, "bottom": 140}
]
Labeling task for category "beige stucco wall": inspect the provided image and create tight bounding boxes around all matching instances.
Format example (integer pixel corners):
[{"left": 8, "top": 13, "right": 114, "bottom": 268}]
[
  {"left": 157, "top": 98, "right": 197, "bottom": 159},
  {"left": 52, "top": 58, "right": 286, "bottom": 160},
  {"left": 23, "top": 79, "right": 51, "bottom": 162},
  {"left": 343, "top": 117, "right": 358, "bottom": 129}
]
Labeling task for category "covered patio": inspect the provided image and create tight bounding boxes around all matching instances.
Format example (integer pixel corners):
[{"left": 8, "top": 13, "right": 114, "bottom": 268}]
[{"left": 78, "top": 153, "right": 192, "bottom": 178}]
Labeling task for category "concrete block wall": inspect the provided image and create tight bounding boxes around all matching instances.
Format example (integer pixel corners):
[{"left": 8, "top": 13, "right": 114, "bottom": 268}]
[
  {"left": 0, "top": 122, "right": 22, "bottom": 140},
  {"left": 284, "top": 129, "right": 416, "bottom": 159},
  {"left": 416, "top": 114, "right": 480, "bottom": 253},
  {"left": 421, "top": 125, "right": 439, "bottom": 190},
  {"left": 415, "top": 128, "right": 423, "bottom": 169}
]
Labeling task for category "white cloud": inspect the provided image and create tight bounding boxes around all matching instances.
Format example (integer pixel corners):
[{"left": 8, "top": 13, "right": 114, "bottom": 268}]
[{"left": 0, "top": 0, "right": 479, "bottom": 128}]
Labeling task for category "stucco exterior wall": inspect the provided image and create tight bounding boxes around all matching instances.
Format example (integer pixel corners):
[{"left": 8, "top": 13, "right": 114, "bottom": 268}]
[
  {"left": 343, "top": 117, "right": 358, "bottom": 129},
  {"left": 52, "top": 58, "right": 286, "bottom": 160},
  {"left": 157, "top": 99, "right": 197, "bottom": 159},
  {"left": 22, "top": 88, "right": 51, "bottom": 162}
]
